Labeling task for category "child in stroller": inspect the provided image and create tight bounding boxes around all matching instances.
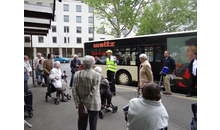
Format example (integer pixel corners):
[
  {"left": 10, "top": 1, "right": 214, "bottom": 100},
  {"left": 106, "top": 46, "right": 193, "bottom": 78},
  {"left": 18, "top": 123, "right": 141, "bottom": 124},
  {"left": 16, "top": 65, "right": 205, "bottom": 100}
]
[{"left": 94, "top": 66, "right": 118, "bottom": 119}]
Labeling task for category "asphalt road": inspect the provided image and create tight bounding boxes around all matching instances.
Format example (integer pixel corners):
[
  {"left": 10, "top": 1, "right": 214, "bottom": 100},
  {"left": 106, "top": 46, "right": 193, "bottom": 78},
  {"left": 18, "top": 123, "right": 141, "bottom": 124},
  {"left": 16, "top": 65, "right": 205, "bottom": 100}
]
[{"left": 24, "top": 63, "right": 197, "bottom": 130}]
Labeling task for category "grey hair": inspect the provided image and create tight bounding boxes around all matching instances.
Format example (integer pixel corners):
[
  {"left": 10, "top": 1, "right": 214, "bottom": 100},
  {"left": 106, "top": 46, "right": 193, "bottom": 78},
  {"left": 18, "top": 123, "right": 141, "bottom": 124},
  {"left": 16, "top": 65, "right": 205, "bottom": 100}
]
[
  {"left": 74, "top": 54, "right": 78, "bottom": 58},
  {"left": 37, "top": 53, "right": 41, "bottom": 56},
  {"left": 82, "top": 55, "right": 95, "bottom": 69},
  {"left": 54, "top": 61, "right": 61, "bottom": 68},
  {"left": 139, "top": 53, "right": 148, "bottom": 60},
  {"left": 94, "top": 66, "right": 102, "bottom": 73}
]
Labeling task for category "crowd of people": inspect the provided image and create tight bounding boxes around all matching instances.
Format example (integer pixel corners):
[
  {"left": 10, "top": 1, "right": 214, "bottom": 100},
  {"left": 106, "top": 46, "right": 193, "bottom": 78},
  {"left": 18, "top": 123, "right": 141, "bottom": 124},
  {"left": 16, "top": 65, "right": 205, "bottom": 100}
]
[{"left": 24, "top": 49, "right": 197, "bottom": 130}]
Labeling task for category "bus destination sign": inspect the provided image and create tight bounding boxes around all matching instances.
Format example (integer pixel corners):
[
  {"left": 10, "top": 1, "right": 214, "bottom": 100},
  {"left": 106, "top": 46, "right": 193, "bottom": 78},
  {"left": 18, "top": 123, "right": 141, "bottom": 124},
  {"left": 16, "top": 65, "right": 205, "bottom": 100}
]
[{"left": 93, "top": 41, "right": 115, "bottom": 48}]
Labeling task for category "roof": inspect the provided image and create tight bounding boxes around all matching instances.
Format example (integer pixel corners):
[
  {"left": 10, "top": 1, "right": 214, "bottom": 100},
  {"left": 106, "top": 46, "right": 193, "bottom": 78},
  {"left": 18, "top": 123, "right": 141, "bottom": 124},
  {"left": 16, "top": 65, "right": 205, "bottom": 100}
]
[
  {"left": 24, "top": 0, "right": 60, "bottom": 36},
  {"left": 84, "top": 30, "right": 197, "bottom": 43}
]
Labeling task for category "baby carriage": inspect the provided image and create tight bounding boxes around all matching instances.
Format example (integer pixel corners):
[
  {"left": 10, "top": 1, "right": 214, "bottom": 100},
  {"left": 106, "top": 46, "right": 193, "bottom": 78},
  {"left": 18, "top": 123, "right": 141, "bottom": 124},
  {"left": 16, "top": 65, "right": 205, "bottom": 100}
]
[
  {"left": 45, "top": 71, "right": 71, "bottom": 105},
  {"left": 158, "top": 66, "right": 169, "bottom": 94},
  {"left": 190, "top": 103, "right": 197, "bottom": 130},
  {"left": 24, "top": 91, "right": 33, "bottom": 128},
  {"left": 99, "top": 82, "right": 118, "bottom": 119},
  {"left": 24, "top": 90, "right": 33, "bottom": 118}
]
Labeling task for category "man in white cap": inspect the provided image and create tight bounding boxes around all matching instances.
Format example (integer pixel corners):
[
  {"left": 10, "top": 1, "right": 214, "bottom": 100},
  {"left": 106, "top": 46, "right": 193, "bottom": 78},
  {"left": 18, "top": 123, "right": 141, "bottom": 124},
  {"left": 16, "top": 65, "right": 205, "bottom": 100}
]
[
  {"left": 96, "top": 50, "right": 119, "bottom": 96},
  {"left": 33, "top": 53, "right": 44, "bottom": 83}
]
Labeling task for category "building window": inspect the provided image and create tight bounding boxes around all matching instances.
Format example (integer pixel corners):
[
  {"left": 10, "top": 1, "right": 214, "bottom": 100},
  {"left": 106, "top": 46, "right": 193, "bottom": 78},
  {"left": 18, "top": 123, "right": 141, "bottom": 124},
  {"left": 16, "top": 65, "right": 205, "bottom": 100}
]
[
  {"left": 38, "top": 36, "right": 44, "bottom": 43},
  {"left": 64, "top": 15, "right": 69, "bottom": 22},
  {"left": 77, "top": 37, "right": 82, "bottom": 44},
  {"left": 88, "top": 17, "right": 93, "bottom": 24},
  {"left": 36, "top": 2, "right": 42, "bottom": 5},
  {"left": 50, "top": 3, "right": 53, "bottom": 9},
  {"left": 76, "top": 5, "right": 81, "bottom": 12},
  {"left": 64, "top": 4, "right": 69, "bottom": 11},
  {"left": 89, "top": 7, "right": 94, "bottom": 13},
  {"left": 53, "top": 37, "right": 57, "bottom": 43},
  {"left": 89, "top": 38, "right": 93, "bottom": 41},
  {"left": 100, "top": 38, "right": 105, "bottom": 40},
  {"left": 53, "top": 15, "right": 56, "bottom": 22},
  {"left": 24, "top": 36, "right": 30, "bottom": 42},
  {"left": 112, "top": 18, "right": 116, "bottom": 24},
  {"left": 24, "top": 1, "right": 29, "bottom": 4},
  {"left": 76, "top": 27, "right": 82, "bottom": 33},
  {"left": 64, "top": 26, "right": 69, "bottom": 33},
  {"left": 100, "top": 28, "right": 105, "bottom": 34},
  {"left": 64, "top": 37, "right": 70, "bottom": 44},
  {"left": 88, "top": 27, "right": 93, "bottom": 34},
  {"left": 100, "top": 17, "right": 105, "bottom": 23},
  {"left": 76, "top": 16, "right": 81, "bottom": 23},
  {"left": 111, "top": 28, "right": 115, "bottom": 33},
  {"left": 52, "top": 26, "right": 56, "bottom": 32},
  {"left": 122, "top": 29, "right": 127, "bottom": 35}
]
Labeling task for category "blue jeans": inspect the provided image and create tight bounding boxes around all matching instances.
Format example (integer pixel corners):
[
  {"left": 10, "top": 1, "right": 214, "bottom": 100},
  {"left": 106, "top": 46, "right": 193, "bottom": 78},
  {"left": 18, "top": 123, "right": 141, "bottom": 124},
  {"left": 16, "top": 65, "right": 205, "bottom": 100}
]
[
  {"left": 69, "top": 73, "right": 75, "bottom": 88},
  {"left": 35, "top": 70, "right": 43, "bottom": 82}
]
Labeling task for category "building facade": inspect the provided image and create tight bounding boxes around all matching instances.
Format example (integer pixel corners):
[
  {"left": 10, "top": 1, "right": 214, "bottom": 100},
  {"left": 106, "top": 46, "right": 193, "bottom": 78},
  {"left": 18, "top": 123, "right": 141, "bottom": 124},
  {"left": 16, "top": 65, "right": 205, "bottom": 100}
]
[{"left": 24, "top": 0, "right": 134, "bottom": 58}]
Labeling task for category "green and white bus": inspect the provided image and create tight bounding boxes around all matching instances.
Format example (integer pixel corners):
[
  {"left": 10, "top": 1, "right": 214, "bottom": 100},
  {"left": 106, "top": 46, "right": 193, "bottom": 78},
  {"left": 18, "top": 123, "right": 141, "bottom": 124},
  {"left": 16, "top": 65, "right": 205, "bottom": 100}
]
[{"left": 84, "top": 30, "right": 197, "bottom": 90}]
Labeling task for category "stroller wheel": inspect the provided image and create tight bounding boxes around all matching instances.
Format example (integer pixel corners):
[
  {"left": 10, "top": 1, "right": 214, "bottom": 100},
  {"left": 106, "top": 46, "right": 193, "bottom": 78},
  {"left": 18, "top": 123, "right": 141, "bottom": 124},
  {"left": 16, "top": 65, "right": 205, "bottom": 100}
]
[
  {"left": 37, "top": 82, "right": 41, "bottom": 85},
  {"left": 42, "top": 83, "right": 46, "bottom": 87},
  {"left": 54, "top": 99, "right": 59, "bottom": 105},
  {"left": 66, "top": 94, "right": 71, "bottom": 100},
  {"left": 29, "top": 113, "right": 33, "bottom": 118},
  {"left": 99, "top": 111, "right": 104, "bottom": 119},
  {"left": 113, "top": 106, "right": 118, "bottom": 113}
]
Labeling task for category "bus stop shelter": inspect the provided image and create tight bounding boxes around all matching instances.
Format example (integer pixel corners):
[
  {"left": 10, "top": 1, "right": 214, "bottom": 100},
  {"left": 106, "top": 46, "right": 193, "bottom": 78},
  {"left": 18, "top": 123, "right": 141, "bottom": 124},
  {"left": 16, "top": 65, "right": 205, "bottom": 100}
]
[{"left": 24, "top": 0, "right": 62, "bottom": 86}]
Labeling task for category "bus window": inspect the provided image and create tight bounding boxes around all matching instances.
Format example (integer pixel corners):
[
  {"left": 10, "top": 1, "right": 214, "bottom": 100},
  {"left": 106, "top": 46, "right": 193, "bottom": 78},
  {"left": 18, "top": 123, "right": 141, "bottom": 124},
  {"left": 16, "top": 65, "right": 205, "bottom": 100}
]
[
  {"left": 145, "top": 47, "right": 153, "bottom": 62},
  {"left": 155, "top": 46, "right": 164, "bottom": 62}
]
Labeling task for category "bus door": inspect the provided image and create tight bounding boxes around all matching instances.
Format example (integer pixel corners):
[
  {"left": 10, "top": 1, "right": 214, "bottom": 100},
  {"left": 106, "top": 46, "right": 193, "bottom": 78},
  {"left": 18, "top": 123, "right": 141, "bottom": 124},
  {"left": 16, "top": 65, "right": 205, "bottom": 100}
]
[{"left": 138, "top": 44, "right": 165, "bottom": 81}]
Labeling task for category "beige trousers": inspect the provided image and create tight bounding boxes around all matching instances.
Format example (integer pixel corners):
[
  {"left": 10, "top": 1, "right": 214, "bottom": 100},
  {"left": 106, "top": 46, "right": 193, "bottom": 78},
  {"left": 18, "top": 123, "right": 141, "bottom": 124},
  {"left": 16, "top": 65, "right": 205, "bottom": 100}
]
[{"left": 163, "top": 74, "right": 172, "bottom": 94}]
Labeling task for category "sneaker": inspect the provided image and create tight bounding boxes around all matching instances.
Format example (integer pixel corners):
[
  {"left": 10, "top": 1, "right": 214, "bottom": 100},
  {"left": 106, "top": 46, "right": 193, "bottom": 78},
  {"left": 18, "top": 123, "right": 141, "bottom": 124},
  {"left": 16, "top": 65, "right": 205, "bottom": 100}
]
[{"left": 105, "top": 106, "right": 113, "bottom": 111}]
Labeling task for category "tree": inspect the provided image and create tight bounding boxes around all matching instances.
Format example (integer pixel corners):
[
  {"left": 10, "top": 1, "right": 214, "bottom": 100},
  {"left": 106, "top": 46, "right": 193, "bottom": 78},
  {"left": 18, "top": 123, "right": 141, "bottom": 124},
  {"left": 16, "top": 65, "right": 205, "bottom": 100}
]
[
  {"left": 83, "top": 0, "right": 151, "bottom": 38},
  {"left": 136, "top": 0, "right": 197, "bottom": 35}
]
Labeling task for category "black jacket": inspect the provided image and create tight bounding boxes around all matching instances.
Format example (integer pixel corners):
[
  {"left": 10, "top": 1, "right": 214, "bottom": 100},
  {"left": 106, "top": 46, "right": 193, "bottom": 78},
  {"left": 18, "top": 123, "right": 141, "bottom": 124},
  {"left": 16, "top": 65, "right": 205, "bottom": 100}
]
[
  {"left": 70, "top": 59, "right": 81, "bottom": 73},
  {"left": 163, "top": 56, "right": 176, "bottom": 74}
]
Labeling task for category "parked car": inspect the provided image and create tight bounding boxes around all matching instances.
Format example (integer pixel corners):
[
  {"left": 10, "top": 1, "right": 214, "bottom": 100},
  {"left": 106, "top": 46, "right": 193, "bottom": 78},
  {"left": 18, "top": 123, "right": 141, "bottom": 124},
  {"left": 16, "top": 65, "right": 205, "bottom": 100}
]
[{"left": 53, "top": 55, "right": 70, "bottom": 63}]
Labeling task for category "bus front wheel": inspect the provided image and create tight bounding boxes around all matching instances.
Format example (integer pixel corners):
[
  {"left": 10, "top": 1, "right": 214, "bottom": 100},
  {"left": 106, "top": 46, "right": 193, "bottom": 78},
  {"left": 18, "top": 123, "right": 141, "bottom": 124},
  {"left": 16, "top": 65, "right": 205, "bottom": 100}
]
[{"left": 116, "top": 71, "right": 131, "bottom": 86}]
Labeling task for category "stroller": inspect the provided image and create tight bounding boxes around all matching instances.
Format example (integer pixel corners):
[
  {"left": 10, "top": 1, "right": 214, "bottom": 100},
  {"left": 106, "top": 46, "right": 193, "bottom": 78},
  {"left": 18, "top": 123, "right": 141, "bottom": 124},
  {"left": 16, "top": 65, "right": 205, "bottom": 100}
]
[
  {"left": 24, "top": 90, "right": 33, "bottom": 118},
  {"left": 99, "top": 82, "right": 118, "bottom": 119},
  {"left": 24, "top": 91, "right": 33, "bottom": 128},
  {"left": 190, "top": 103, "right": 197, "bottom": 130},
  {"left": 158, "top": 66, "right": 169, "bottom": 94},
  {"left": 45, "top": 71, "right": 71, "bottom": 105}
]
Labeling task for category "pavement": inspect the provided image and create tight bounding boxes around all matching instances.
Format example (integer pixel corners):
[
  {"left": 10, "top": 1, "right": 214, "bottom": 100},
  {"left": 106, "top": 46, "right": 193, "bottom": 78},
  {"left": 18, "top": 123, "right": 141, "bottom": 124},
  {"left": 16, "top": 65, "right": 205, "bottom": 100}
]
[{"left": 24, "top": 63, "right": 197, "bottom": 130}]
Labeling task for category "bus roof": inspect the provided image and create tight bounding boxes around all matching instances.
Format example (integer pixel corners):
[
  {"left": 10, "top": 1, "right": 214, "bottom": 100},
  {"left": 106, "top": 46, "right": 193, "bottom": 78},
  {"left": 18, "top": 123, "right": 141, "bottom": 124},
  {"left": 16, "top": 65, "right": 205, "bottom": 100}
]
[{"left": 84, "top": 30, "right": 197, "bottom": 43}]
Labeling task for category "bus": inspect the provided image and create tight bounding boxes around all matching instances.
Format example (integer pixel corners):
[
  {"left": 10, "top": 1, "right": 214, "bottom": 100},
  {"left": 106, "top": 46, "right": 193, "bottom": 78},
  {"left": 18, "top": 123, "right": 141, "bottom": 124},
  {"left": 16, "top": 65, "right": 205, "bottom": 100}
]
[{"left": 84, "top": 30, "right": 197, "bottom": 91}]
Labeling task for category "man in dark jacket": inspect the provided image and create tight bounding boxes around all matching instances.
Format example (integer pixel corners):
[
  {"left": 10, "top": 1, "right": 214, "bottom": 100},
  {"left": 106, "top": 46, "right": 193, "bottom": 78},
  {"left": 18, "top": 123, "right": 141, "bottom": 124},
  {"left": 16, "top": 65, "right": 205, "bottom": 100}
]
[
  {"left": 163, "top": 50, "right": 176, "bottom": 96},
  {"left": 69, "top": 54, "right": 81, "bottom": 89},
  {"left": 186, "top": 52, "right": 197, "bottom": 97}
]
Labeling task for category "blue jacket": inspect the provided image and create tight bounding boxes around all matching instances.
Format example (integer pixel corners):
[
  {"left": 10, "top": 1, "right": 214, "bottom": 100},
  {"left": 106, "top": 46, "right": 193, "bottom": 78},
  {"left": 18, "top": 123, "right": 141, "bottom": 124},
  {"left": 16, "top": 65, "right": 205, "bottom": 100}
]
[
  {"left": 24, "top": 67, "right": 29, "bottom": 81},
  {"left": 70, "top": 59, "right": 81, "bottom": 73},
  {"left": 163, "top": 56, "right": 176, "bottom": 74}
]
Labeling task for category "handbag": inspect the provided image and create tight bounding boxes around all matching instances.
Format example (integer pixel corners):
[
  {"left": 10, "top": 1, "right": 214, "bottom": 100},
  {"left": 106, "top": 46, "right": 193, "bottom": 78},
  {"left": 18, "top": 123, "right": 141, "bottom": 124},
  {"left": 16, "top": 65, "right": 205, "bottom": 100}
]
[{"left": 77, "top": 71, "right": 88, "bottom": 117}]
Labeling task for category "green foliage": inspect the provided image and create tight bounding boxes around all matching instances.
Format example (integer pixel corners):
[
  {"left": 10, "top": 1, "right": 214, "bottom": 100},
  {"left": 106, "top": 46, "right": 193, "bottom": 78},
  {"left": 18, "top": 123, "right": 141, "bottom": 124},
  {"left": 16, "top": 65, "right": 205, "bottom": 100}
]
[
  {"left": 136, "top": 0, "right": 197, "bottom": 35},
  {"left": 82, "top": 0, "right": 150, "bottom": 38}
]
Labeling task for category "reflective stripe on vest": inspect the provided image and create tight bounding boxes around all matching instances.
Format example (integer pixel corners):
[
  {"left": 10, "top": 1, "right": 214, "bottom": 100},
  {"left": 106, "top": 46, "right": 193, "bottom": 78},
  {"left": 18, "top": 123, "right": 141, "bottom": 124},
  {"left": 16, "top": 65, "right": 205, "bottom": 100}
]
[{"left": 106, "top": 58, "right": 117, "bottom": 72}]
